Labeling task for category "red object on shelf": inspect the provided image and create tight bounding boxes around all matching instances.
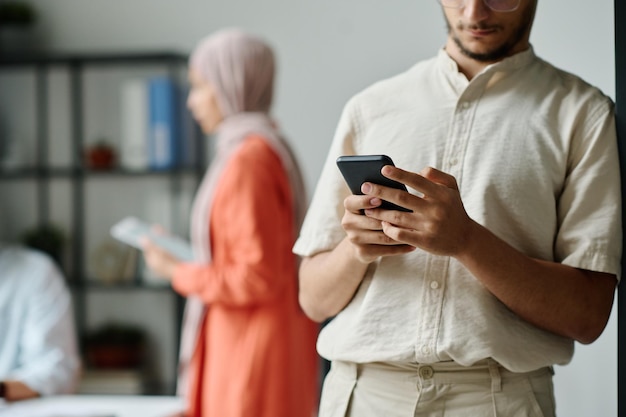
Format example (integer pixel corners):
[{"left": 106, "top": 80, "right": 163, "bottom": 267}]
[
  {"left": 85, "top": 143, "right": 117, "bottom": 170},
  {"left": 86, "top": 345, "right": 144, "bottom": 369}
]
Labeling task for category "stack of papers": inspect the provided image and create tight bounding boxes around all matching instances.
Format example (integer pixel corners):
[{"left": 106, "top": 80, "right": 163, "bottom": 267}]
[
  {"left": 0, "top": 395, "right": 185, "bottom": 417},
  {"left": 0, "top": 398, "right": 115, "bottom": 417},
  {"left": 79, "top": 369, "right": 144, "bottom": 395}
]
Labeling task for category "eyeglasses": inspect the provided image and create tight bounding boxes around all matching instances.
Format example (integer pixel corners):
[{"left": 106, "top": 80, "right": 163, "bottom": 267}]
[{"left": 437, "top": 0, "right": 520, "bottom": 12}]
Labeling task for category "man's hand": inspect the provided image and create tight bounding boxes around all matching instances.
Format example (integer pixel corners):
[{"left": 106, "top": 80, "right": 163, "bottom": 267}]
[
  {"left": 342, "top": 191, "right": 416, "bottom": 264},
  {"left": 3, "top": 380, "right": 39, "bottom": 402},
  {"left": 360, "top": 165, "right": 475, "bottom": 257}
]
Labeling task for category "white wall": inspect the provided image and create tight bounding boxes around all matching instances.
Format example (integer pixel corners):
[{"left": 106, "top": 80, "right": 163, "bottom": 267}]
[{"left": 9, "top": 0, "right": 619, "bottom": 414}]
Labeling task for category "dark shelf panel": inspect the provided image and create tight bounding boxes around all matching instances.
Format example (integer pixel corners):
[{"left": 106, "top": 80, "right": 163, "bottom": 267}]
[
  {"left": 82, "top": 167, "right": 200, "bottom": 177},
  {"left": 69, "top": 280, "right": 173, "bottom": 291},
  {"left": 0, "top": 167, "right": 80, "bottom": 179},
  {"left": 616, "top": 0, "right": 626, "bottom": 413},
  {"left": 0, "top": 166, "right": 200, "bottom": 180},
  {"left": 0, "top": 51, "right": 189, "bottom": 67}
]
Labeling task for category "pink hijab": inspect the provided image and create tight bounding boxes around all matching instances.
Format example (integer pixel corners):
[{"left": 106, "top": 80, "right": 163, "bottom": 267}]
[{"left": 177, "top": 28, "right": 307, "bottom": 396}]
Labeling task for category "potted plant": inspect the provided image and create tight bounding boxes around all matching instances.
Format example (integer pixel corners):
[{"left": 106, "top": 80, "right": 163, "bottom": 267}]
[
  {"left": 21, "top": 223, "right": 66, "bottom": 267},
  {"left": 0, "top": 1, "right": 37, "bottom": 55}
]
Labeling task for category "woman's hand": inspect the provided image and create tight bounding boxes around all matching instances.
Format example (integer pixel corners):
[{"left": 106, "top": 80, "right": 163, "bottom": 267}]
[{"left": 141, "top": 237, "right": 182, "bottom": 281}]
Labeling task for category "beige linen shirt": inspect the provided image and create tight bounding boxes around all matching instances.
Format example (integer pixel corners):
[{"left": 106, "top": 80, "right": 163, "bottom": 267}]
[{"left": 293, "top": 47, "right": 622, "bottom": 373}]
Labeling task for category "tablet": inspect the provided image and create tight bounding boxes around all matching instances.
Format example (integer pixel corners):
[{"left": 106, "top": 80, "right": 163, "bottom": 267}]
[{"left": 110, "top": 216, "right": 194, "bottom": 261}]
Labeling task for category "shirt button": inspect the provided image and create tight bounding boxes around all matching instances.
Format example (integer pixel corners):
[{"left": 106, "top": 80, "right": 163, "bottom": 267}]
[
  {"left": 420, "top": 345, "right": 431, "bottom": 355},
  {"left": 460, "top": 101, "right": 470, "bottom": 110},
  {"left": 449, "top": 158, "right": 458, "bottom": 166},
  {"left": 430, "top": 281, "right": 440, "bottom": 290}
]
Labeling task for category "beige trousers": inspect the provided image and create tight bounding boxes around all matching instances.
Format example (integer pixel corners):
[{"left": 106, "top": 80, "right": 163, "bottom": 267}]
[{"left": 318, "top": 360, "right": 556, "bottom": 417}]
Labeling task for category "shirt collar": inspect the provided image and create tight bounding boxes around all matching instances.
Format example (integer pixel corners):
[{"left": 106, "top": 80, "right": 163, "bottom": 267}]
[{"left": 437, "top": 45, "right": 536, "bottom": 79}]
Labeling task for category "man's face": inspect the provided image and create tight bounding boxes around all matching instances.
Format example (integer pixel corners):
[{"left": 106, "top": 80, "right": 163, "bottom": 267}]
[{"left": 443, "top": 0, "right": 537, "bottom": 63}]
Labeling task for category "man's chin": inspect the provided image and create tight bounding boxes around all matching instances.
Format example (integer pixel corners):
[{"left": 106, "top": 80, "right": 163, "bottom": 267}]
[{"left": 454, "top": 37, "right": 512, "bottom": 63}]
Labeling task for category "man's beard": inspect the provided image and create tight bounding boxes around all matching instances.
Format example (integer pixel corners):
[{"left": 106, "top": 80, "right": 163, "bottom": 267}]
[
  {"left": 446, "top": 4, "right": 535, "bottom": 63},
  {"left": 452, "top": 29, "right": 519, "bottom": 62}
]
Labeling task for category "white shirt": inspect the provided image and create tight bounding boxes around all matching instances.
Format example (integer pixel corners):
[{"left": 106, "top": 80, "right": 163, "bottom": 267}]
[
  {"left": 0, "top": 245, "right": 80, "bottom": 395},
  {"left": 293, "top": 47, "right": 622, "bottom": 373}
]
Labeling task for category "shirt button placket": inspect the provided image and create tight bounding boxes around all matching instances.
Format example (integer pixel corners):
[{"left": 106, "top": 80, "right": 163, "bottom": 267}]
[
  {"left": 416, "top": 255, "right": 448, "bottom": 363},
  {"left": 445, "top": 98, "right": 474, "bottom": 175}
]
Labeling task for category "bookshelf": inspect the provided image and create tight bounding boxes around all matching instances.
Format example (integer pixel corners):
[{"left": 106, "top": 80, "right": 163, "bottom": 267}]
[{"left": 0, "top": 51, "right": 204, "bottom": 394}]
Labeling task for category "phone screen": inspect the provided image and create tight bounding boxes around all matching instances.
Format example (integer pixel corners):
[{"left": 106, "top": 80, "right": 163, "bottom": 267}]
[{"left": 336, "top": 154, "right": 411, "bottom": 212}]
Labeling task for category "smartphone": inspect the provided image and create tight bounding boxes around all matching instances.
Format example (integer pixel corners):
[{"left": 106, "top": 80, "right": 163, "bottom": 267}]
[
  {"left": 336, "top": 154, "right": 411, "bottom": 212},
  {"left": 110, "top": 216, "right": 194, "bottom": 261}
]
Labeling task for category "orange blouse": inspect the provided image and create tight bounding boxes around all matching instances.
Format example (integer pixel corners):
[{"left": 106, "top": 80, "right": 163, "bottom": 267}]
[{"left": 172, "top": 135, "right": 319, "bottom": 417}]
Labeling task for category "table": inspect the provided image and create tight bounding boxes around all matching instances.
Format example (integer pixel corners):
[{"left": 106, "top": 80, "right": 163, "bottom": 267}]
[{"left": 0, "top": 395, "right": 185, "bottom": 417}]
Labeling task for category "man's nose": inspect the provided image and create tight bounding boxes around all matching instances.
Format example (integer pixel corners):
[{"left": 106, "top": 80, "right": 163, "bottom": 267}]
[{"left": 462, "top": 0, "right": 490, "bottom": 21}]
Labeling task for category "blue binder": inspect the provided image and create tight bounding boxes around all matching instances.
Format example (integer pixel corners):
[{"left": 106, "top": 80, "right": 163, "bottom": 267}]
[{"left": 148, "top": 77, "right": 178, "bottom": 170}]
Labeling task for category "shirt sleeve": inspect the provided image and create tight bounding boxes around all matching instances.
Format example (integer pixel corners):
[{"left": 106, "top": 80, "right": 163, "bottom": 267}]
[
  {"left": 293, "top": 98, "right": 360, "bottom": 257},
  {"left": 555, "top": 99, "right": 622, "bottom": 279},
  {"left": 172, "top": 137, "right": 296, "bottom": 306},
  {"left": 9, "top": 251, "right": 80, "bottom": 396}
]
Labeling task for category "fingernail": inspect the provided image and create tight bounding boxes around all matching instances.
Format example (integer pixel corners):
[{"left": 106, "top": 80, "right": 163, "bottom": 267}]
[{"left": 361, "top": 183, "right": 372, "bottom": 193}]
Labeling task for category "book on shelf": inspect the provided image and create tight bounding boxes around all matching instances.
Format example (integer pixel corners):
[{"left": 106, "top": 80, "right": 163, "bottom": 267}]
[
  {"left": 119, "top": 76, "right": 193, "bottom": 171},
  {"left": 177, "top": 84, "right": 199, "bottom": 169},
  {"left": 148, "top": 76, "right": 178, "bottom": 170},
  {"left": 120, "top": 79, "right": 150, "bottom": 171}
]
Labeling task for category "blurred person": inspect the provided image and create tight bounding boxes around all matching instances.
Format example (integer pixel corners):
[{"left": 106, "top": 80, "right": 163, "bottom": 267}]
[
  {"left": 0, "top": 243, "right": 80, "bottom": 402},
  {"left": 293, "top": 0, "right": 621, "bottom": 416},
  {"left": 141, "top": 28, "right": 319, "bottom": 417}
]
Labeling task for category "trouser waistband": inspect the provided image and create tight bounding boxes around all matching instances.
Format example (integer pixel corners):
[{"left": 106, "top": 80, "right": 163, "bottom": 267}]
[{"left": 331, "top": 359, "right": 554, "bottom": 393}]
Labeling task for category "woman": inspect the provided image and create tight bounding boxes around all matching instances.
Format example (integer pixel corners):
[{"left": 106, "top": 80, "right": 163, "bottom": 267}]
[{"left": 142, "top": 28, "right": 319, "bottom": 417}]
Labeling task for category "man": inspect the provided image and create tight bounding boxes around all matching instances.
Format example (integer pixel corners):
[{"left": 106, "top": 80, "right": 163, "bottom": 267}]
[
  {"left": 0, "top": 244, "right": 80, "bottom": 402},
  {"left": 293, "top": 0, "right": 621, "bottom": 415}
]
